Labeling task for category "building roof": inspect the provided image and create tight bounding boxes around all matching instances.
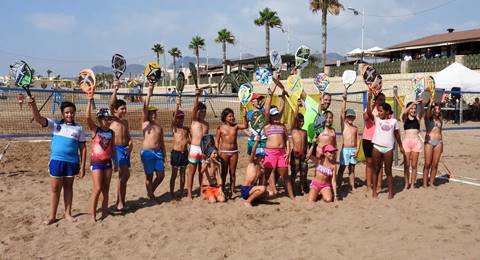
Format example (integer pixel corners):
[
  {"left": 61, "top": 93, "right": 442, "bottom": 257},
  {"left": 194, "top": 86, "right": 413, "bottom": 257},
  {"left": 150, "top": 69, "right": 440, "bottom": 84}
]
[{"left": 382, "top": 28, "right": 480, "bottom": 52}]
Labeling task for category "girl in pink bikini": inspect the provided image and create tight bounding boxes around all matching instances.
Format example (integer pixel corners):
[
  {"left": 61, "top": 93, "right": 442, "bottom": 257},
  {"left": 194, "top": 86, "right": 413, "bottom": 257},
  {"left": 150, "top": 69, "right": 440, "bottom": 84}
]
[
  {"left": 307, "top": 143, "right": 337, "bottom": 202},
  {"left": 262, "top": 86, "right": 295, "bottom": 199}
]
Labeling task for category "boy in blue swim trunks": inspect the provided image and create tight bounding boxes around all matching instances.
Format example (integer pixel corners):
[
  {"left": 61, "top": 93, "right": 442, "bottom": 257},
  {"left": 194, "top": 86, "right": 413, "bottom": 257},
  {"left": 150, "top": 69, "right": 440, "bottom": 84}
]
[
  {"left": 241, "top": 137, "right": 272, "bottom": 207},
  {"left": 141, "top": 83, "right": 166, "bottom": 199},
  {"left": 170, "top": 96, "right": 190, "bottom": 198},
  {"left": 28, "top": 96, "right": 87, "bottom": 225},
  {"left": 337, "top": 92, "right": 361, "bottom": 192},
  {"left": 109, "top": 80, "right": 133, "bottom": 211}
]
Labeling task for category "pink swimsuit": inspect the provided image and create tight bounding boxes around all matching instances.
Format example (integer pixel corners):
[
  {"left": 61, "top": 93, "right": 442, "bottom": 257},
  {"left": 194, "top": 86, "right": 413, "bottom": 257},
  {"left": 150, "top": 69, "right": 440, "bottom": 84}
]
[
  {"left": 310, "top": 164, "right": 333, "bottom": 192},
  {"left": 263, "top": 125, "right": 288, "bottom": 169}
]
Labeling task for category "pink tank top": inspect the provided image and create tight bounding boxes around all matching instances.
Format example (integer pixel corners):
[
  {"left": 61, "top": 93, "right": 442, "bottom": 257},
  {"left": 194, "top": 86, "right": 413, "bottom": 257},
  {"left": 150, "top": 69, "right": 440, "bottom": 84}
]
[
  {"left": 91, "top": 128, "right": 113, "bottom": 165},
  {"left": 362, "top": 107, "right": 378, "bottom": 140}
]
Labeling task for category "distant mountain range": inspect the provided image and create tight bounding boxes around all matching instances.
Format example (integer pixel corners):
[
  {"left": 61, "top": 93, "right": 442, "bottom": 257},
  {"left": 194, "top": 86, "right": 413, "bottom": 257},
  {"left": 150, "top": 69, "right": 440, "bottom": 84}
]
[{"left": 91, "top": 52, "right": 345, "bottom": 74}]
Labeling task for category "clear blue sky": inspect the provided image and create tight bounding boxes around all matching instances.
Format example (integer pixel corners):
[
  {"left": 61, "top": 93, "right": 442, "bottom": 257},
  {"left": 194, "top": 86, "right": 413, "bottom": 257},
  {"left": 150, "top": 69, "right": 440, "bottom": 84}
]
[{"left": 0, "top": 0, "right": 478, "bottom": 76}]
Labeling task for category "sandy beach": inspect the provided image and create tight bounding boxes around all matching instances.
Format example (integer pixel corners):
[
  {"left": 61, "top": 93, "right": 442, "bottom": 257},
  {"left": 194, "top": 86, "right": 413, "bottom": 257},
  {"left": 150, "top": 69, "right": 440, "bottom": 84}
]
[{"left": 1, "top": 129, "right": 479, "bottom": 259}]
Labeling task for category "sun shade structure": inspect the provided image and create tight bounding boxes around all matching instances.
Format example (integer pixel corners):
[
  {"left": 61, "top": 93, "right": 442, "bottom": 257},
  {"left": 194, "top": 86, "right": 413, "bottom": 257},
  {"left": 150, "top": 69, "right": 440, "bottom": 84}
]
[{"left": 432, "top": 62, "right": 480, "bottom": 91}]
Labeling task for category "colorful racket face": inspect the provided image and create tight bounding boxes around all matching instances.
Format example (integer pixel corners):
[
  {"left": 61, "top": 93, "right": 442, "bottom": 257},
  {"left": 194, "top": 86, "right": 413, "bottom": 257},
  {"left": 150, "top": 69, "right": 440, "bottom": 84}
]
[
  {"left": 144, "top": 62, "right": 161, "bottom": 84},
  {"left": 414, "top": 76, "right": 427, "bottom": 103},
  {"left": 287, "top": 74, "right": 303, "bottom": 98},
  {"left": 79, "top": 69, "right": 96, "bottom": 98},
  {"left": 342, "top": 70, "right": 357, "bottom": 90},
  {"left": 426, "top": 76, "right": 435, "bottom": 100},
  {"left": 200, "top": 134, "right": 216, "bottom": 158},
  {"left": 9, "top": 60, "right": 33, "bottom": 96},
  {"left": 295, "top": 45, "right": 310, "bottom": 69},
  {"left": 250, "top": 110, "right": 266, "bottom": 136},
  {"left": 314, "top": 73, "right": 329, "bottom": 92},
  {"left": 255, "top": 68, "right": 272, "bottom": 86},
  {"left": 362, "top": 65, "right": 377, "bottom": 85},
  {"left": 370, "top": 75, "right": 383, "bottom": 96},
  {"left": 112, "top": 54, "right": 126, "bottom": 80},
  {"left": 270, "top": 50, "right": 282, "bottom": 70},
  {"left": 176, "top": 72, "right": 185, "bottom": 95},
  {"left": 238, "top": 84, "right": 252, "bottom": 108}
]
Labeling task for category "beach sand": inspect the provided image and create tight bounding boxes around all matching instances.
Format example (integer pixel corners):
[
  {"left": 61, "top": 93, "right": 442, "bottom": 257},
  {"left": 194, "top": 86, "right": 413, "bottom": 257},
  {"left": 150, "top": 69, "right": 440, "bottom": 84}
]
[{"left": 0, "top": 130, "right": 479, "bottom": 259}]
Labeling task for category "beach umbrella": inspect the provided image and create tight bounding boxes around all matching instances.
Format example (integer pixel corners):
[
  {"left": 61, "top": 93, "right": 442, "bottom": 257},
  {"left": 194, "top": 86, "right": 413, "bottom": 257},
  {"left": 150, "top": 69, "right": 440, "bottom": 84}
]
[{"left": 346, "top": 48, "right": 364, "bottom": 57}]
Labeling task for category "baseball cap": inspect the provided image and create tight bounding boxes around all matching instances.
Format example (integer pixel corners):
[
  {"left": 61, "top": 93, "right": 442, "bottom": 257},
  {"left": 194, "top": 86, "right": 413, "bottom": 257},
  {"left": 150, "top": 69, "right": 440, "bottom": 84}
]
[
  {"left": 96, "top": 108, "right": 112, "bottom": 118},
  {"left": 270, "top": 107, "right": 280, "bottom": 116},
  {"left": 345, "top": 109, "right": 356, "bottom": 117},
  {"left": 251, "top": 93, "right": 264, "bottom": 100},
  {"left": 255, "top": 147, "right": 266, "bottom": 157},
  {"left": 148, "top": 105, "right": 157, "bottom": 111},
  {"left": 322, "top": 144, "right": 338, "bottom": 153}
]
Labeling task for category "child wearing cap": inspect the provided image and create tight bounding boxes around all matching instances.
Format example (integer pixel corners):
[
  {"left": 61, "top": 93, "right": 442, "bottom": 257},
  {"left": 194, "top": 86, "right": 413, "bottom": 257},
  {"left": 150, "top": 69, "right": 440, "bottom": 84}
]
[
  {"left": 170, "top": 96, "right": 190, "bottom": 198},
  {"left": 186, "top": 88, "right": 210, "bottom": 199},
  {"left": 307, "top": 143, "right": 337, "bottom": 203},
  {"left": 140, "top": 83, "right": 166, "bottom": 200},
  {"left": 86, "top": 100, "right": 117, "bottom": 222},
  {"left": 337, "top": 92, "right": 361, "bottom": 192},
  {"left": 263, "top": 85, "right": 295, "bottom": 199},
  {"left": 241, "top": 136, "right": 271, "bottom": 207}
]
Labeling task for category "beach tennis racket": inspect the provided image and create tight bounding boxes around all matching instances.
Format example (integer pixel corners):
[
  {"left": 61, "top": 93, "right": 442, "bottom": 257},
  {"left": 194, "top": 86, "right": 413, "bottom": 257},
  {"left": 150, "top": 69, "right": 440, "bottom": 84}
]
[
  {"left": 414, "top": 76, "right": 428, "bottom": 104},
  {"left": 250, "top": 110, "right": 266, "bottom": 136},
  {"left": 238, "top": 84, "right": 252, "bottom": 108},
  {"left": 342, "top": 70, "right": 357, "bottom": 91},
  {"left": 287, "top": 75, "right": 303, "bottom": 98},
  {"left": 200, "top": 134, "right": 217, "bottom": 158},
  {"left": 9, "top": 60, "right": 33, "bottom": 97},
  {"left": 112, "top": 54, "right": 126, "bottom": 80},
  {"left": 362, "top": 65, "right": 382, "bottom": 96},
  {"left": 255, "top": 67, "right": 272, "bottom": 86},
  {"left": 426, "top": 76, "right": 436, "bottom": 102},
  {"left": 295, "top": 45, "right": 310, "bottom": 69},
  {"left": 176, "top": 71, "right": 186, "bottom": 97},
  {"left": 144, "top": 62, "right": 162, "bottom": 84},
  {"left": 79, "top": 68, "right": 97, "bottom": 109},
  {"left": 189, "top": 62, "right": 198, "bottom": 88},
  {"left": 270, "top": 50, "right": 282, "bottom": 70},
  {"left": 314, "top": 73, "right": 330, "bottom": 93}
]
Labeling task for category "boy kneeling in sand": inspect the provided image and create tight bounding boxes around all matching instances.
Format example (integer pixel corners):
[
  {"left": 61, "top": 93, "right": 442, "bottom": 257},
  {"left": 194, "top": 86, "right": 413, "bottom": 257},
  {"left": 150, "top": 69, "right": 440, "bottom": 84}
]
[
  {"left": 140, "top": 83, "right": 166, "bottom": 199},
  {"left": 200, "top": 143, "right": 225, "bottom": 203},
  {"left": 241, "top": 137, "right": 272, "bottom": 207}
]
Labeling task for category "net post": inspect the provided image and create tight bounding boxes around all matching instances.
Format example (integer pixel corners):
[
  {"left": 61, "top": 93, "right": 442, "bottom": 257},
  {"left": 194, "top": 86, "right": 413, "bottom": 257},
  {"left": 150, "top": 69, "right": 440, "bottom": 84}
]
[
  {"left": 459, "top": 93, "right": 463, "bottom": 124},
  {"left": 393, "top": 85, "right": 399, "bottom": 166}
]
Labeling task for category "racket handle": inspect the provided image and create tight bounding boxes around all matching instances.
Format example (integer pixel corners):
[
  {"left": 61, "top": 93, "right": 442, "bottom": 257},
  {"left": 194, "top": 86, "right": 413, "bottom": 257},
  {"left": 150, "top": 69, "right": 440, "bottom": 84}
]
[
  {"left": 91, "top": 98, "right": 96, "bottom": 109},
  {"left": 24, "top": 86, "right": 32, "bottom": 97}
]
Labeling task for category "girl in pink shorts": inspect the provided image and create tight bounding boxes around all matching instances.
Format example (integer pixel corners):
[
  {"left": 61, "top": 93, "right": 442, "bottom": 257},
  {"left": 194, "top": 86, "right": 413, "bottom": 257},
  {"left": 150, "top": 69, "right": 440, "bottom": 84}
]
[
  {"left": 401, "top": 100, "right": 424, "bottom": 190},
  {"left": 262, "top": 86, "right": 295, "bottom": 199},
  {"left": 307, "top": 143, "right": 337, "bottom": 202}
]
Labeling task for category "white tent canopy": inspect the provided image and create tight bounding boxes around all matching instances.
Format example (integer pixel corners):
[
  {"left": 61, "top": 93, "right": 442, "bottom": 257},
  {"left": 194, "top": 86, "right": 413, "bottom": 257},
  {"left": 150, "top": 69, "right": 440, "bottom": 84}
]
[
  {"left": 346, "top": 48, "right": 363, "bottom": 57},
  {"left": 365, "top": 46, "right": 383, "bottom": 54},
  {"left": 432, "top": 62, "right": 480, "bottom": 91}
]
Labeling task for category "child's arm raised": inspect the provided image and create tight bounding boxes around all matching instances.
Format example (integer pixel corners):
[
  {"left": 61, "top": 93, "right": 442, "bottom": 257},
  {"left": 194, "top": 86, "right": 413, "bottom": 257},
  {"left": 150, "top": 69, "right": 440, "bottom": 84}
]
[
  {"left": 237, "top": 108, "right": 249, "bottom": 130},
  {"left": 425, "top": 98, "right": 434, "bottom": 121},
  {"left": 109, "top": 80, "right": 120, "bottom": 112},
  {"left": 418, "top": 99, "right": 425, "bottom": 120},
  {"left": 264, "top": 85, "right": 276, "bottom": 123},
  {"left": 340, "top": 91, "right": 347, "bottom": 132},
  {"left": 86, "top": 99, "right": 98, "bottom": 132},
  {"left": 27, "top": 96, "right": 48, "bottom": 127},
  {"left": 172, "top": 96, "right": 181, "bottom": 132},
  {"left": 142, "top": 82, "right": 154, "bottom": 123},
  {"left": 192, "top": 88, "right": 201, "bottom": 121},
  {"left": 365, "top": 91, "right": 374, "bottom": 121},
  {"left": 401, "top": 101, "right": 416, "bottom": 122}
]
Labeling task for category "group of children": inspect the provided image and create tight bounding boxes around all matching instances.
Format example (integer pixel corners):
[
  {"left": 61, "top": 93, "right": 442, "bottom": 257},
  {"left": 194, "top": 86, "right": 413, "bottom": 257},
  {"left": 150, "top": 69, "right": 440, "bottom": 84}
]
[{"left": 27, "top": 75, "right": 445, "bottom": 224}]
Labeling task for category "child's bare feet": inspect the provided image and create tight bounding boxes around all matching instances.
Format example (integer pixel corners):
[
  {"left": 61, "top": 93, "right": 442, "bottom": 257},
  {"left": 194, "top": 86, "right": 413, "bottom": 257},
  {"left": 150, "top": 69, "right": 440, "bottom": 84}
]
[
  {"left": 44, "top": 217, "right": 57, "bottom": 225},
  {"left": 116, "top": 202, "right": 125, "bottom": 211},
  {"left": 243, "top": 202, "right": 253, "bottom": 207},
  {"left": 64, "top": 214, "right": 76, "bottom": 223}
]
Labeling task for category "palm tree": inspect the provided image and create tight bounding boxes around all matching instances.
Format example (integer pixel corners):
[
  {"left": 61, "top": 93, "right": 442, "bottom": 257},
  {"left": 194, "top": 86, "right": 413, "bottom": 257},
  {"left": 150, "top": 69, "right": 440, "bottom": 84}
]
[
  {"left": 254, "top": 8, "right": 282, "bottom": 56},
  {"left": 46, "top": 69, "right": 52, "bottom": 79},
  {"left": 214, "top": 28, "right": 236, "bottom": 74},
  {"left": 168, "top": 47, "right": 182, "bottom": 76},
  {"left": 151, "top": 43, "right": 166, "bottom": 85},
  {"left": 188, "top": 35, "right": 205, "bottom": 86},
  {"left": 151, "top": 43, "right": 164, "bottom": 66},
  {"left": 309, "top": 0, "right": 344, "bottom": 70}
]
